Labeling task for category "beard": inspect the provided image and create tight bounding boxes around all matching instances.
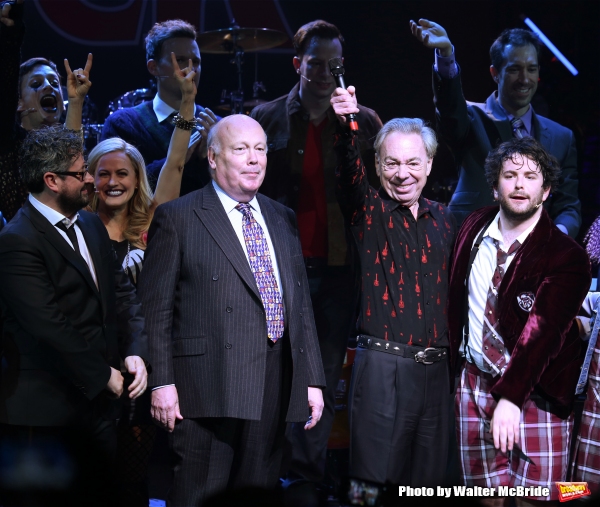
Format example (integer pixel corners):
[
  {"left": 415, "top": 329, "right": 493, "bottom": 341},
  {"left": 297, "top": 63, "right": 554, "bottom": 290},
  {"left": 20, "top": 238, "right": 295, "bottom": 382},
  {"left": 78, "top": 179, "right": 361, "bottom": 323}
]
[
  {"left": 497, "top": 188, "right": 545, "bottom": 222},
  {"left": 57, "top": 183, "right": 94, "bottom": 217}
]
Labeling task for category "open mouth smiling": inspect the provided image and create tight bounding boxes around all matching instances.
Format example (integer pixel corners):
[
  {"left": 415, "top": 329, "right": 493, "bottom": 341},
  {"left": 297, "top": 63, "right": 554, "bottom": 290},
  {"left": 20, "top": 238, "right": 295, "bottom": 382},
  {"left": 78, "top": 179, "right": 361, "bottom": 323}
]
[{"left": 106, "top": 190, "right": 125, "bottom": 197}]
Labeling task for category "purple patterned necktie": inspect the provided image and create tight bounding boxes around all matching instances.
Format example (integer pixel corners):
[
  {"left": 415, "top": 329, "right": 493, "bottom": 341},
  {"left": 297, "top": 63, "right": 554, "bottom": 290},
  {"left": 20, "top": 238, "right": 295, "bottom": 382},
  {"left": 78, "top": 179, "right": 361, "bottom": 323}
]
[
  {"left": 482, "top": 238, "right": 521, "bottom": 376},
  {"left": 236, "top": 203, "right": 284, "bottom": 342}
]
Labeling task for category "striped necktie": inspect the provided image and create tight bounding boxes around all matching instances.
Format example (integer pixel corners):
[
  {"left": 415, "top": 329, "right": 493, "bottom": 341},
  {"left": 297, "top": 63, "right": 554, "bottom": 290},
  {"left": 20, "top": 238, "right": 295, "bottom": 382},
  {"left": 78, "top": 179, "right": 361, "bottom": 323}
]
[
  {"left": 511, "top": 117, "right": 525, "bottom": 139},
  {"left": 482, "top": 238, "right": 521, "bottom": 376}
]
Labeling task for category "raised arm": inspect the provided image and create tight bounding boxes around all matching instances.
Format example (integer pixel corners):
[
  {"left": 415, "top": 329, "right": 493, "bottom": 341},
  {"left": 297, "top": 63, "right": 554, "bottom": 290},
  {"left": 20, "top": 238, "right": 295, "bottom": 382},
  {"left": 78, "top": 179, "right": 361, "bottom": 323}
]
[
  {"left": 409, "top": 18, "right": 453, "bottom": 57},
  {"left": 151, "top": 53, "right": 197, "bottom": 209},
  {"left": 331, "top": 86, "right": 370, "bottom": 223},
  {"left": 410, "top": 18, "right": 471, "bottom": 150},
  {"left": 64, "top": 53, "right": 93, "bottom": 131}
]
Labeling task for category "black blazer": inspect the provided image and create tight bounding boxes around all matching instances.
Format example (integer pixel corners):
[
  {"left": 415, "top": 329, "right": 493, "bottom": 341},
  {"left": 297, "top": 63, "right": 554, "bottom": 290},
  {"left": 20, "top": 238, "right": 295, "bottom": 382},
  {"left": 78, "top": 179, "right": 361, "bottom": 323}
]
[
  {"left": 138, "top": 184, "right": 325, "bottom": 423},
  {"left": 433, "top": 68, "right": 581, "bottom": 237},
  {"left": 0, "top": 200, "right": 147, "bottom": 426}
]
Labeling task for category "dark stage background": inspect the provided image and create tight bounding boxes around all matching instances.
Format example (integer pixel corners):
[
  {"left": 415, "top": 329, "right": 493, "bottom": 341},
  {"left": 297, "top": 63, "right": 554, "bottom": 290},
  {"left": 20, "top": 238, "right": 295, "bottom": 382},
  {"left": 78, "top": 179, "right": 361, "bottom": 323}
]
[{"left": 19, "top": 0, "right": 600, "bottom": 240}]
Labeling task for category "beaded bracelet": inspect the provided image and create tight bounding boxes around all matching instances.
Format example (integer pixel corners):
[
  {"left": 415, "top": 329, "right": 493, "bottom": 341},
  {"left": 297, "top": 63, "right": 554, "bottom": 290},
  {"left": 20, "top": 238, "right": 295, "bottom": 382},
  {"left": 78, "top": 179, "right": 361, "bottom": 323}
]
[{"left": 171, "top": 113, "right": 197, "bottom": 131}]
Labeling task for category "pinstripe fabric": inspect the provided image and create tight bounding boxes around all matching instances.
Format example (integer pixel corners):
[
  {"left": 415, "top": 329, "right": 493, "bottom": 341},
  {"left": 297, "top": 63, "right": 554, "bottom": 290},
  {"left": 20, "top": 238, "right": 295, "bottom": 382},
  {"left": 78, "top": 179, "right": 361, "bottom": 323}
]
[{"left": 138, "top": 184, "right": 325, "bottom": 423}]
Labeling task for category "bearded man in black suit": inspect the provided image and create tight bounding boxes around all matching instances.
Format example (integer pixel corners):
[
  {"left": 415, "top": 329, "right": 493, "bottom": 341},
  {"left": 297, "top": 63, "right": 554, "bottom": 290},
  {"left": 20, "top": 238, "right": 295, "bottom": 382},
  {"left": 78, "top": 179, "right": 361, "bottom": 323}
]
[{"left": 0, "top": 126, "right": 148, "bottom": 507}]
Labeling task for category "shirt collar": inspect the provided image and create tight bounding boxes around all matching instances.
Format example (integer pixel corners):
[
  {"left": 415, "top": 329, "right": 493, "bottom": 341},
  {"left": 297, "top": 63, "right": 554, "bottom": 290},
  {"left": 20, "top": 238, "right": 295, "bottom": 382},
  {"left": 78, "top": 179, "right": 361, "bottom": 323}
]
[
  {"left": 212, "top": 180, "right": 261, "bottom": 216},
  {"left": 153, "top": 94, "right": 178, "bottom": 123},
  {"left": 378, "top": 188, "right": 431, "bottom": 218},
  {"left": 29, "top": 194, "right": 79, "bottom": 228},
  {"left": 484, "top": 211, "right": 539, "bottom": 249},
  {"left": 496, "top": 95, "right": 534, "bottom": 136}
]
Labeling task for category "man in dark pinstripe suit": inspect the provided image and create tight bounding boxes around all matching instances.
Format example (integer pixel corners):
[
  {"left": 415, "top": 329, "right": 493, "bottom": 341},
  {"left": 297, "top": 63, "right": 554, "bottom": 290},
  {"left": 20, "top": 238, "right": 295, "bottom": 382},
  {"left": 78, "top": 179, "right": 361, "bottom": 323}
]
[{"left": 138, "top": 114, "right": 326, "bottom": 506}]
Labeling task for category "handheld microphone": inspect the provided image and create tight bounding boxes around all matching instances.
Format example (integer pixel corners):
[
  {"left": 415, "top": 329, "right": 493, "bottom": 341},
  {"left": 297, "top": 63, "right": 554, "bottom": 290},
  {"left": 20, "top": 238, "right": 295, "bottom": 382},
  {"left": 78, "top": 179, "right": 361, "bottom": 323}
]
[{"left": 328, "top": 58, "right": 359, "bottom": 132}]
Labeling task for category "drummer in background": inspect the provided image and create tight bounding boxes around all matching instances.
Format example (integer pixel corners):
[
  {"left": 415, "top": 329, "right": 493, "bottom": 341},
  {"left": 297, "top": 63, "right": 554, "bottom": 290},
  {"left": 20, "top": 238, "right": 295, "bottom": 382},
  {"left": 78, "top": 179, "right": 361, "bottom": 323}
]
[
  {"left": 0, "top": 0, "right": 92, "bottom": 221},
  {"left": 101, "top": 19, "right": 218, "bottom": 196}
]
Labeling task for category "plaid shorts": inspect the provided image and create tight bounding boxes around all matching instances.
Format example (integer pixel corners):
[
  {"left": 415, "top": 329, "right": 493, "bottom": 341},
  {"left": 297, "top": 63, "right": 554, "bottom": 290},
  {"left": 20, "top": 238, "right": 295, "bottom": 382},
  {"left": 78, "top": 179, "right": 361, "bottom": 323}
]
[
  {"left": 456, "top": 362, "right": 573, "bottom": 501},
  {"left": 572, "top": 346, "right": 600, "bottom": 494}
]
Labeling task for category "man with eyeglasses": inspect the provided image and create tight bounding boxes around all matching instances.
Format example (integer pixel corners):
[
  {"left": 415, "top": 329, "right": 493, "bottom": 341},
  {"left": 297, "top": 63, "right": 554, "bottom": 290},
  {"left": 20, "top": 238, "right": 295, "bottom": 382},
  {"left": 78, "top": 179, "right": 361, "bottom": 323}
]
[
  {"left": 0, "top": 125, "right": 149, "bottom": 507},
  {"left": 330, "top": 88, "right": 456, "bottom": 488}
]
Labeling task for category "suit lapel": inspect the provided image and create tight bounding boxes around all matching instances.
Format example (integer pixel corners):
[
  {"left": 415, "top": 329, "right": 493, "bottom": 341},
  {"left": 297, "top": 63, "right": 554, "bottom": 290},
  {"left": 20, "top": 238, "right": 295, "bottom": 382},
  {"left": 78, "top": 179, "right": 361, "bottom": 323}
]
[
  {"left": 76, "top": 212, "right": 106, "bottom": 300},
  {"left": 194, "top": 186, "right": 261, "bottom": 300},
  {"left": 499, "top": 210, "right": 551, "bottom": 300},
  {"left": 24, "top": 202, "right": 100, "bottom": 297},
  {"left": 532, "top": 110, "right": 550, "bottom": 146},
  {"left": 485, "top": 92, "right": 513, "bottom": 142},
  {"left": 258, "top": 195, "right": 296, "bottom": 311}
]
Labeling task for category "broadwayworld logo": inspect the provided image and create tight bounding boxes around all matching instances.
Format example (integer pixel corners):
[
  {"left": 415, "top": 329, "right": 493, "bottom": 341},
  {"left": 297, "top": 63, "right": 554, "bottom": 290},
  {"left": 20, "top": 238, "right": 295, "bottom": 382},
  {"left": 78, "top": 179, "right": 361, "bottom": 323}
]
[{"left": 555, "top": 482, "right": 591, "bottom": 502}]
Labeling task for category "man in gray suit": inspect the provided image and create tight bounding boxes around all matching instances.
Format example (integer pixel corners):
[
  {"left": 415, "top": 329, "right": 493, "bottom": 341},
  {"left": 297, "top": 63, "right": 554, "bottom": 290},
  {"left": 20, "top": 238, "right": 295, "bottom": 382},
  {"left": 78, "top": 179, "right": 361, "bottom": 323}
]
[{"left": 138, "top": 114, "right": 325, "bottom": 506}]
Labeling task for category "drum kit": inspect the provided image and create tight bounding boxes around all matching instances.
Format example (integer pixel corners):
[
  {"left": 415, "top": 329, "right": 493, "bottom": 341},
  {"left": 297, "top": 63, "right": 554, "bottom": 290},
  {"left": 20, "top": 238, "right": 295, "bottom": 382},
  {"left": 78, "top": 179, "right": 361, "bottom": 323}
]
[{"left": 79, "top": 24, "right": 288, "bottom": 149}]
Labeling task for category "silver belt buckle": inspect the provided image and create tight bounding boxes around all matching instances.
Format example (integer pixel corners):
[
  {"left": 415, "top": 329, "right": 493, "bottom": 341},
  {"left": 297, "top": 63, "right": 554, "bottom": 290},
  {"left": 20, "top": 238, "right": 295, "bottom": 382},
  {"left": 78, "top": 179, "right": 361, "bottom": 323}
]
[{"left": 414, "top": 347, "right": 436, "bottom": 365}]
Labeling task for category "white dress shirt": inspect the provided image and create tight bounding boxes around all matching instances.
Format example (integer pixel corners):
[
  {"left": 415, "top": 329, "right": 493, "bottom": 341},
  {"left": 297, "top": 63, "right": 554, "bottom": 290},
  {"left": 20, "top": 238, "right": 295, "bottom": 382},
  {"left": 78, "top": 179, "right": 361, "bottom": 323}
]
[
  {"left": 464, "top": 212, "right": 539, "bottom": 372},
  {"left": 212, "top": 180, "right": 284, "bottom": 298},
  {"left": 28, "top": 194, "right": 98, "bottom": 288},
  {"left": 153, "top": 94, "right": 177, "bottom": 123}
]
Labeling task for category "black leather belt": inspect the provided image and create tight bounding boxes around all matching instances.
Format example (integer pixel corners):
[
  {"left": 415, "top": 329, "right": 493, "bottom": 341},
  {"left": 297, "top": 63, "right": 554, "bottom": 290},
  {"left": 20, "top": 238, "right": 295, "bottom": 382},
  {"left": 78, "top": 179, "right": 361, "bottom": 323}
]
[{"left": 357, "top": 335, "right": 447, "bottom": 364}]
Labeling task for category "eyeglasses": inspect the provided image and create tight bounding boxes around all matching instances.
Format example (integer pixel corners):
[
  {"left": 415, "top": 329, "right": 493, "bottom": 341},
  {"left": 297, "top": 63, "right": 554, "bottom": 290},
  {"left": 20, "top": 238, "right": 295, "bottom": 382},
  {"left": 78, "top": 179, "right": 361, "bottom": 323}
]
[
  {"left": 379, "top": 161, "right": 425, "bottom": 173},
  {"left": 50, "top": 164, "right": 89, "bottom": 182}
]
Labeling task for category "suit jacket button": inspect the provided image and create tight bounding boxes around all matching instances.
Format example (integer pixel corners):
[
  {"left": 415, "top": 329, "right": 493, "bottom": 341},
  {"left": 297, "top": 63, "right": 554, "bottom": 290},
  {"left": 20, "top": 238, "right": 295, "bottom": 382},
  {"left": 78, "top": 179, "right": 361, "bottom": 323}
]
[
  {"left": 225, "top": 343, "right": 232, "bottom": 349},
  {"left": 226, "top": 306, "right": 233, "bottom": 313},
  {"left": 212, "top": 274, "right": 219, "bottom": 281},
  {"left": 297, "top": 281, "right": 301, "bottom": 286},
  {"left": 299, "top": 348, "right": 304, "bottom": 353}
]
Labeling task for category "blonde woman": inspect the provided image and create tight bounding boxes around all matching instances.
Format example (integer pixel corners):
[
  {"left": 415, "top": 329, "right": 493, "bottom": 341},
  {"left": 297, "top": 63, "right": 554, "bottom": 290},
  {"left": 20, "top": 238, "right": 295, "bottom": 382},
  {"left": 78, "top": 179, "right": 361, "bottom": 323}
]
[
  {"left": 87, "top": 52, "right": 209, "bottom": 506},
  {"left": 88, "top": 52, "right": 207, "bottom": 284}
]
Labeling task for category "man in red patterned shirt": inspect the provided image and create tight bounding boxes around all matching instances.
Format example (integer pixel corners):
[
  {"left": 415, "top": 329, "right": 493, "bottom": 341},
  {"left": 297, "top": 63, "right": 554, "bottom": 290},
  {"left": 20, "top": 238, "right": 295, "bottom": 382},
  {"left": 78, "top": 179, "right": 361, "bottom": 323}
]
[{"left": 331, "top": 87, "right": 456, "bottom": 487}]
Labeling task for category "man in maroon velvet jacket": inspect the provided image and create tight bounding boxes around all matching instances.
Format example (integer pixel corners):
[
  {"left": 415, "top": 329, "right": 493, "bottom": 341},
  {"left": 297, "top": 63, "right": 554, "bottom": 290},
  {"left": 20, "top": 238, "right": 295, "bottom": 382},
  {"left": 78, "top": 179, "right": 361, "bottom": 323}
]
[{"left": 447, "top": 137, "right": 590, "bottom": 503}]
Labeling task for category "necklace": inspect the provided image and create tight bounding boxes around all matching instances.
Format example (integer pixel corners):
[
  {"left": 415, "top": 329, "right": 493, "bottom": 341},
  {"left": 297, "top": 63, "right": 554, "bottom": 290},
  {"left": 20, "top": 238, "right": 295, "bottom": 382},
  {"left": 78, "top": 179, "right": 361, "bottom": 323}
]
[{"left": 123, "top": 240, "right": 131, "bottom": 274}]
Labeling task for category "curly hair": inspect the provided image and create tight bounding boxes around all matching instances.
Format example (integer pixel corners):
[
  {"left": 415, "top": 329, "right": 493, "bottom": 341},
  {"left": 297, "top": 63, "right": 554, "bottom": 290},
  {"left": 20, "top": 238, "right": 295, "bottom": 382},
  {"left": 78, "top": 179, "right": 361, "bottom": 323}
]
[
  {"left": 145, "top": 19, "right": 197, "bottom": 61},
  {"left": 86, "top": 138, "right": 153, "bottom": 250},
  {"left": 489, "top": 28, "right": 542, "bottom": 71},
  {"left": 584, "top": 215, "right": 600, "bottom": 265},
  {"left": 484, "top": 137, "right": 561, "bottom": 192},
  {"left": 19, "top": 125, "right": 83, "bottom": 194},
  {"left": 293, "top": 19, "right": 344, "bottom": 57}
]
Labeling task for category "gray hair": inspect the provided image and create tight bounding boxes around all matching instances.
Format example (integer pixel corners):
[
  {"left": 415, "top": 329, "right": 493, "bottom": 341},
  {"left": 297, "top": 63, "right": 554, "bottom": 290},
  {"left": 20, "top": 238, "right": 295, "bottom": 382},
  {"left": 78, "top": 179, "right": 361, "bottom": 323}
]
[
  {"left": 19, "top": 125, "right": 83, "bottom": 194},
  {"left": 374, "top": 118, "right": 438, "bottom": 160}
]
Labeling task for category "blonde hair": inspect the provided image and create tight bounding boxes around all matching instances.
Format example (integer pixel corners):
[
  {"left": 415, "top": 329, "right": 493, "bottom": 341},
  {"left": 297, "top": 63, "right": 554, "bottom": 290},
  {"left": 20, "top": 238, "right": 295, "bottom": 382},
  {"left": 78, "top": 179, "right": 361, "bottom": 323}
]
[{"left": 87, "top": 138, "right": 153, "bottom": 250}]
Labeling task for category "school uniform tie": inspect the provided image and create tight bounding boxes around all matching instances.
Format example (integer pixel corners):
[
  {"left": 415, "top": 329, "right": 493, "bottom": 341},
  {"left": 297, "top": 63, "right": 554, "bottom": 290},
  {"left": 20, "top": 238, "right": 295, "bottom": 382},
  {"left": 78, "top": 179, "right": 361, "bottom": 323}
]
[{"left": 482, "top": 238, "right": 521, "bottom": 376}]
